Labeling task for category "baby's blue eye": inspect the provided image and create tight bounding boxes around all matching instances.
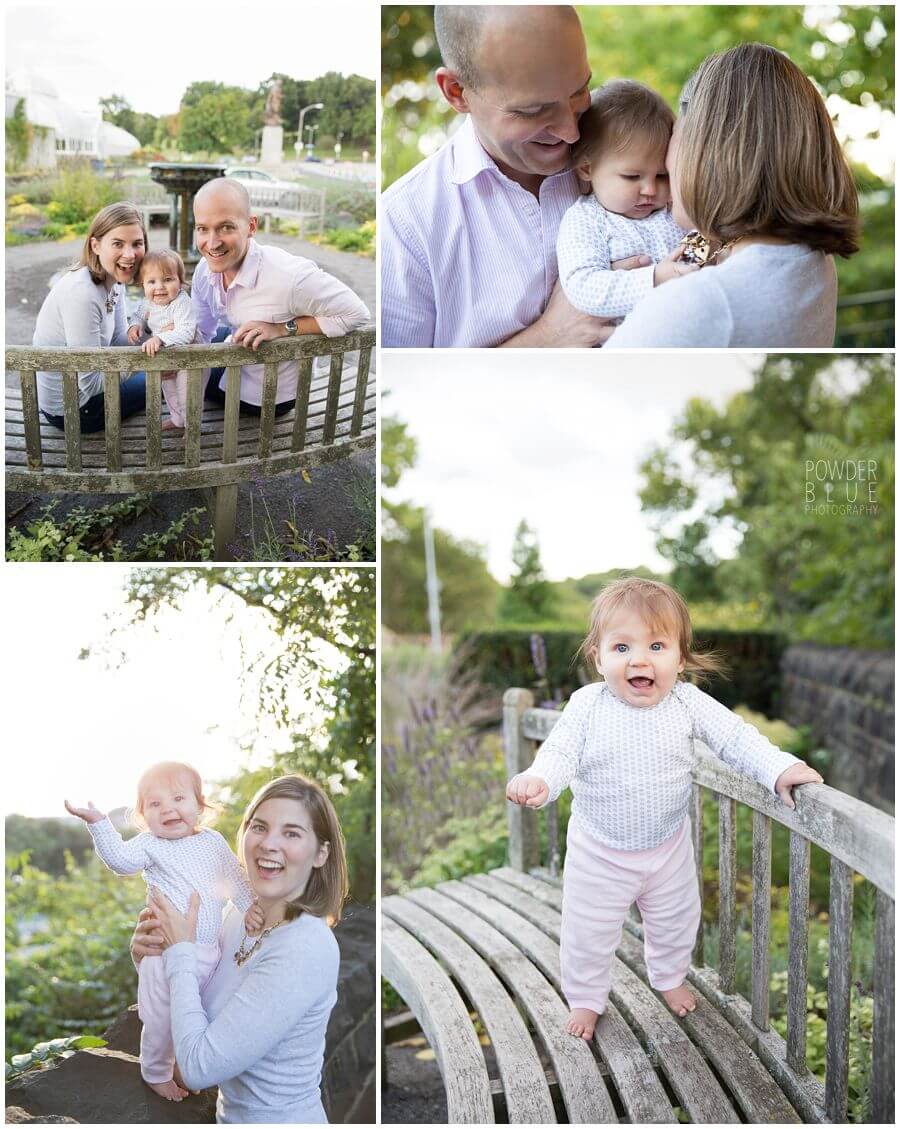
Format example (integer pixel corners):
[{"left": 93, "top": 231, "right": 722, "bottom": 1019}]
[
  {"left": 614, "top": 643, "right": 628, "bottom": 653},
  {"left": 650, "top": 642, "right": 663, "bottom": 651}
]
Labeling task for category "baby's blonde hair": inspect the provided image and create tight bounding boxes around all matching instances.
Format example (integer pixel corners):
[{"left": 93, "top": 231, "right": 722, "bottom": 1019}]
[
  {"left": 133, "top": 761, "right": 219, "bottom": 831},
  {"left": 572, "top": 79, "right": 674, "bottom": 170},
  {"left": 579, "top": 577, "right": 725, "bottom": 681}
]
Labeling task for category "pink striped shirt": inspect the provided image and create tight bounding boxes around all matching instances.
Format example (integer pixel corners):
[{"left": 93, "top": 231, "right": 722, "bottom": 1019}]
[{"left": 381, "top": 118, "right": 581, "bottom": 348}]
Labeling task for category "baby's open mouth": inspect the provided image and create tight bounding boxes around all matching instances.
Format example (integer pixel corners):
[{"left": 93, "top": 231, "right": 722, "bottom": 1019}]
[
  {"left": 628, "top": 676, "right": 654, "bottom": 688},
  {"left": 162, "top": 817, "right": 183, "bottom": 827}
]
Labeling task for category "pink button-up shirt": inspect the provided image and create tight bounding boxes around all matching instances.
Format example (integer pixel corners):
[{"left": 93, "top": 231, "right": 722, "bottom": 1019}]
[
  {"left": 192, "top": 239, "right": 369, "bottom": 404},
  {"left": 381, "top": 117, "right": 581, "bottom": 348}
]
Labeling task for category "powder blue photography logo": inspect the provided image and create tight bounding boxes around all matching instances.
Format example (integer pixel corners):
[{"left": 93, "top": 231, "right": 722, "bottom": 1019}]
[{"left": 805, "top": 459, "right": 879, "bottom": 516}]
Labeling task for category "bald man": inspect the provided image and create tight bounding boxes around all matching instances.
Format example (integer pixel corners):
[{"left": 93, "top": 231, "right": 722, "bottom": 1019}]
[
  {"left": 382, "top": 5, "right": 625, "bottom": 347},
  {"left": 191, "top": 178, "right": 369, "bottom": 415}
]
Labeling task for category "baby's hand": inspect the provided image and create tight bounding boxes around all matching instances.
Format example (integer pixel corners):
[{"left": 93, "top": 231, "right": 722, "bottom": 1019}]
[
  {"left": 244, "top": 900, "right": 265, "bottom": 935},
  {"left": 127, "top": 325, "right": 142, "bottom": 345},
  {"left": 64, "top": 799, "right": 106, "bottom": 824},
  {"left": 506, "top": 774, "right": 549, "bottom": 808},
  {"left": 653, "top": 247, "right": 700, "bottom": 286},
  {"left": 774, "top": 762, "right": 824, "bottom": 810},
  {"left": 142, "top": 335, "right": 164, "bottom": 357}
]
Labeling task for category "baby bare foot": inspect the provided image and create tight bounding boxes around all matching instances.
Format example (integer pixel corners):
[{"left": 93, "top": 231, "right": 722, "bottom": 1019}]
[
  {"left": 147, "top": 1079, "right": 188, "bottom": 1101},
  {"left": 161, "top": 419, "right": 184, "bottom": 431},
  {"left": 173, "top": 1064, "right": 199, "bottom": 1095},
  {"left": 661, "top": 984, "right": 697, "bottom": 1017},
  {"left": 565, "top": 1007, "right": 599, "bottom": 1040}
]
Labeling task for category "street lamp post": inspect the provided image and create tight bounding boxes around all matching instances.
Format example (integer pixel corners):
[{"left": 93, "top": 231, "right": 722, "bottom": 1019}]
[{"left": 295, "top": 102, "right": 323, "bottom": 160}]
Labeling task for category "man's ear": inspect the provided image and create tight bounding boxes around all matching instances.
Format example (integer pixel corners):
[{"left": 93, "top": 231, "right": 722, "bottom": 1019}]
[
  {"left": 248, "top": 214, "right": 259, "bottom": 236},
  {"left": 435, "top": 67, "right": 470, "bottom": 113}
]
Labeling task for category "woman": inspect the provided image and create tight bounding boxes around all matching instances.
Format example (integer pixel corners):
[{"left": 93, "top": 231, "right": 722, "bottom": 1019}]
[
  {"left": 34, "top": 202, "right": 148, "bottom": 431},
  {"left": 607, "top": 43, "right": 859, "bottom": 347},
  {"left": 134, "top": 775, "right": 347, "bottom": 1124}
]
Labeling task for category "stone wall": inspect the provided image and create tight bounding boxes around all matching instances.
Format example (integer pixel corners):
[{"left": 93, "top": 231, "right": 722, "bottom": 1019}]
[
  {"left": 6, "top": 905, "right": 375, "bottom": 1124},
  {"left": 781, "top": 644, "right": 894, "bottom": 812}
]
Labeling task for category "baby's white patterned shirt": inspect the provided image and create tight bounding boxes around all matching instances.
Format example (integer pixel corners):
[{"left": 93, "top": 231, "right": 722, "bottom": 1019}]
[
  {"left": 89, "top": 819, "right": 255, "bottom": 946},
  {"left": 556, "top": 195, "right": 686, "bottom": 321},
  {"left": 527, "top": 681, "right": 800, "bottom": 850}
]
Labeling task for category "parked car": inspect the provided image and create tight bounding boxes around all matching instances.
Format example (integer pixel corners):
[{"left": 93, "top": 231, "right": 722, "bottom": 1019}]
[{"left": 223, "top": 167, "right": 299, "bottom": 205}]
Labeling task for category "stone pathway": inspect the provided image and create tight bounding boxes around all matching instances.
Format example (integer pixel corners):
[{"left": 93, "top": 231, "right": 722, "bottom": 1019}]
[{"left": 5, "top": 230, "right": 375, "bottom": 562}]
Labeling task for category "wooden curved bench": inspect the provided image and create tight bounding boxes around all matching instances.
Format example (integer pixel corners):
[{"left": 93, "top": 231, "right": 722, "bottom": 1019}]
[
  {"left": 6, "top": 328, "right": 375, "bottom": 558},
  {"left": 381, "top": 687, "right": 894, "bottom": 1124}
]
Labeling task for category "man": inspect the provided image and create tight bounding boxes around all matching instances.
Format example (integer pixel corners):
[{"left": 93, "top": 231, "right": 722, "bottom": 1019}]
[
  {"left": 382, "top": 5, "right": 646, "bottom": 348},
  {"left": 191, "top": 178, "right": 369, "bottom": 415}
]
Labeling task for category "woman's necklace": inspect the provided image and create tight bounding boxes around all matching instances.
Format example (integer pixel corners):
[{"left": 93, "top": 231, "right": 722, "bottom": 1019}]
[
  {"left": 233, "top": 919, "right": 287, "bottom": 967},
  {"left": 678, "top": 231, "right": 742, "bottom": 267},
  {"left": 105, "top": 285, "right": 119, "bottom": 314}
]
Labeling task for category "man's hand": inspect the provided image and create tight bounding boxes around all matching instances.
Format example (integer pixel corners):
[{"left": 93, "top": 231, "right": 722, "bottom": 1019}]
[
  {"left": 652, "top": 246, "right": 700, "bottom": 287},
  {"left": 64, "top": 799, "right": 106, "bottom": 824},
  {"left": 774, "top": 763, "right": 824, "bottom": 810},
  {"left": 244, "top": 900, "right": 266, "bottom": 936},
  {"left": 141, "top": 335, "right": 164, "bottom": 357},
  {"left": 506, "top": 774, "right": 550, "bottom": 808},
  {"left": 233, "top": 320, "right": 286, "bottom": 351},
  {"left": 127, "top": 325, "right": 143, "bottom": 345},
  {"left": 501, "top": 281, "right": 615, "bottom": 348}
]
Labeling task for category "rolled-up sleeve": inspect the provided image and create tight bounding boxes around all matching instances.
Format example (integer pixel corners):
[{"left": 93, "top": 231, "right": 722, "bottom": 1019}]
[{"left": 291, "top": 265, "right": 369, "bottom": 338}]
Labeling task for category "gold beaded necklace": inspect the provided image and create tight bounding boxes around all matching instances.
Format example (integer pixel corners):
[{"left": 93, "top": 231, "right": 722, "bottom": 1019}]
[{"left": 233, "top": 919, "right": 287, "bottom": 967}]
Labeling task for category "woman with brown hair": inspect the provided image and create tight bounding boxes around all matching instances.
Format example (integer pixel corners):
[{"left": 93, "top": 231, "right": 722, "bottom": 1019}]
[
  {"left": 33, "top": 202, "right": 149, "bottom": 431},
  {"left": 134, "top": 774, "right": 349, "bottom": 1123},
  {"left": 607, "top": 43, "right": 860, "bottom": 347}
]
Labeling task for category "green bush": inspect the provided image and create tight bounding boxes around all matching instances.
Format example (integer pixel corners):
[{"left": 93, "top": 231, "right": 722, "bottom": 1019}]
[
  {"left": 47, "top": 165, "right": 121, "bottom": 226},
  {"left": 315, "top": 220, "right": 375, "bottom": 257}
]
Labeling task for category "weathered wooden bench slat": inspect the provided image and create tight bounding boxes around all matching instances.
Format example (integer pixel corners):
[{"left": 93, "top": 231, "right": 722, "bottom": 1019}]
[
  {"left": 291, "top": 356, "right": 314, "bottom": 452},
  {"left": 146, "top": 373, "right": 162, "bottom": 469},
  {"left": 872, "top": 886, "right": 895, "bottom": 1122},
  {"left": 616, "top": 931, "right": 800, "bottom": 1124},
  {"left": 472, "top": 871, "right": 740, "bottom": 1124},
  {"left": 62, "top": 373, "right": 82, "bottom": 471},
  {"left": 824, "top": 857, "right": 853, "bottom": 1122},
  {"left": 718, "top": 796, "right": 737, "bottom": 994},
  {"left": 382, "top": 916, "right": 495, "bottom": 1124},
  {"left": 258, "top": 363, "right": 279, "bottom": 460},
  {"left": 385, "top": 893, "right": 558, "bottom": 1124},
  {"left": 350, "top": 347, "right": 371, "bottom": 437},
  {"left": 429, "top": 881, "right": 624, "bottom": 1124},
  {"left": 214, "top": 365, "right": 242, "bottom": 558},
  {"left": 442, "top": 871, "right": 673, "bottom": 1119},
  {"left": 751, "top": 810, "right": 772, "bottom": 1030},
  {"left": 691, "top": 783, "right": 704, "bottom": 966},
  {"left": 786, "top": 831, "right": 811, "bottom": 1073},
  {"left": 503, "top": 689, "right": 541, "bottom": 873},
  {"left": 103, "top": 374, "right": 122, "bottom": 472},
  {"left": 323, "top": 353, "right": 342, "bottom": 444},
  {"left": 19, "top": 370, "right": 42, "bottom": 470},
  {"left": 184, "top": 370, "right": 203, "bottom": 468}
]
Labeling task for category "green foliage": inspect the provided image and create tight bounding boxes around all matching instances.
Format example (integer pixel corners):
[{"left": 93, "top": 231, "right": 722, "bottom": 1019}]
[
  {"left": 6, "top": 98, "right": 32, "bottom": 169},
  {"left": 499, "top": 520, "right": 557, "bottom": 623},
  {"left": 5, "top": 817, "right": 94, "bottom": 875},
  {"left": 46, "top": 164, "right": 121, "bottom": 226},
  {"left": 6, "top": 497, "right": 213, "bottom": 562},
  {"left": 254, "top": 72, "right": 376, "bottom": 149},
  {"left": 312, "top": 220, "right": 375, "bottom": 257},
  {"left": 639, "top": 355, "right": 894, "bottom": 648},
  {"left": 99, "top": 94, "right": 158, "bottom": 147},
  {"left": 6, "top": 1035, "right": 108, "bottom": 1081},
  {"left": 179, "top": 88, "right": 253, "bottom": 154}
]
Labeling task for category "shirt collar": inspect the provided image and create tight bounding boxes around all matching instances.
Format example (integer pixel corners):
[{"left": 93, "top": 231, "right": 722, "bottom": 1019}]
[
  {"left": 450, "top": 117, "right": 501, "bottom": 185},
  {"left": 228, "top": 237, "right": 262, "bottom": 290}
]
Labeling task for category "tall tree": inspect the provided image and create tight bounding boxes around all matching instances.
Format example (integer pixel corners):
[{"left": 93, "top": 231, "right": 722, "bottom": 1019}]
[{"left": 499, "top": 520, "right": 557, "bottom": 623}]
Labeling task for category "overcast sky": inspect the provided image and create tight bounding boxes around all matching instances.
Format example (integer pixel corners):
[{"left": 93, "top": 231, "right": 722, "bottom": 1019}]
[
  {"left": 3, "top": 567, "right": 341, "bottom": 819},
  {"left": 383, "top": 354, "right": 762, "bottom": 583},
  {"left": 5, "top": 0, "right": 377, "bottom": 117}
]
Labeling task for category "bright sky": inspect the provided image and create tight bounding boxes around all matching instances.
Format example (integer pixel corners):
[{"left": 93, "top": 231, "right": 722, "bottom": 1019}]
[
  {"left": 383, "top": 354, "right": 763, "bottom": 583},
  {"left": 5, "top": 0, "right": 377, "bottom": 117},
  {"left": 2, "top": 567, "right": 342, "bottom": 819}
]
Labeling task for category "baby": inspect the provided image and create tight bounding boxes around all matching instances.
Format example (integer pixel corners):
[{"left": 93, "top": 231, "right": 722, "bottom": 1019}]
[
  {"left": 127, "top": 250, "right": 207, "bottom": 430},
  {"left": 507, "top": 578, "right": 822, "bottom": 1040},
  {"left": 556, "top": 80, "right": 697, "bottom": 323},
  {"left": 65, "top": 761, "right": 263, "bottom": 1101}
]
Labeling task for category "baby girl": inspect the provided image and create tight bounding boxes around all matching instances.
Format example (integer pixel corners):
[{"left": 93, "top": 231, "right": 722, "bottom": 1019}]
[
  {"left": 507, "top": 578, "right": 822, "bottom": 1040},
  {"left": 127, "top": 249, "right": 207, "bottom": 430},
  {"left": 65, "top": 761, "right": 263, "bottom": 1101},
  {"left": 556, "top": 79, "right": 697, "bottom": 322}
]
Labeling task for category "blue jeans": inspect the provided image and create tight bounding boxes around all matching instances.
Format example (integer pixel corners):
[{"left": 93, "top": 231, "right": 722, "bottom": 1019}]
[
  {"left": 42, "top": 373, "right": 147, "bottom": 434},
  {"left": 205, "top": 325, "right": 296, "bottom": 417}
]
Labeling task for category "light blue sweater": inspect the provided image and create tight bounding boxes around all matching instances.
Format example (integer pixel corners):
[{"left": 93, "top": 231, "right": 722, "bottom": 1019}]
[
  {"left": 606, "top": 242, "right": 838, "bottom": 347},
  {"left": 163, "top": 905, "right": 339, "bottom": 1124}
]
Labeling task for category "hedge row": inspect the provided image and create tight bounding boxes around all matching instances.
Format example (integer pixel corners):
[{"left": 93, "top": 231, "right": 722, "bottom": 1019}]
[{"left": 454, "top": 629, "right": 787, "bottom": 715}]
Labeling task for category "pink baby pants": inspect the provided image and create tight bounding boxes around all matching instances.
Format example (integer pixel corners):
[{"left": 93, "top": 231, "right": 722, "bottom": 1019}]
[
  {"left": 161, "top": 370, "right": 210, "bottom": 429},
  {"left": 136, "top": 944, "right": 220, "bottom": 1083},
  {"left": 560, "top": 817, "right": 701, "bottom": 1014}
]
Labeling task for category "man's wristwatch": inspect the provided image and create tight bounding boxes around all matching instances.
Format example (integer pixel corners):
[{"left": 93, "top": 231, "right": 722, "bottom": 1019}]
[{"left": 284, "top": 318, "right": 299, "bottom": 336}]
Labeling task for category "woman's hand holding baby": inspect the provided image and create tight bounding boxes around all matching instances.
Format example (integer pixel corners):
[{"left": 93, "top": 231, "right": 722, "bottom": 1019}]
[
  {"left": 244, "top": 900, "right": 266, "bottom": 936},
  {"left": 506, "top": 774, "right": 550, "bottom": 808},
  {"left": 774, "top": 762, "right": 824, "bottom": 809},
  {"left": 127, "top": 325, "right": 143, "bottom": 345},
  {"left": 149, "top": 887, "right": 200, "bottom": 948},
  {"left": 131, "top": 906, "right": 165, "bottom": 964},
  {"left": 64, "top": 799, "right": 105, "bottom": 823}
]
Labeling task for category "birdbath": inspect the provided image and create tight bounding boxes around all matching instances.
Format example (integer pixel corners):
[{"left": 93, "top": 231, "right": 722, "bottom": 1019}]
[{"left": 148, "top": 163, "right": 226, "bottom": 278}]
